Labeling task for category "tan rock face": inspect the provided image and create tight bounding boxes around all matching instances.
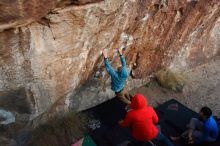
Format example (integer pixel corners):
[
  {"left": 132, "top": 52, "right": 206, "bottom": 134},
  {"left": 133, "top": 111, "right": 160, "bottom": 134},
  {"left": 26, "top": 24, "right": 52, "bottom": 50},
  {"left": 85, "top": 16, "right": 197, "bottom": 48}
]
[
  {"left": 0, "top": 0, "right": 103, "bottom": 30},
  {"left": 0, "top": 0, "right": 59, "bottom": 30},
  {"left": 0, "top": 0, "right": 220, "bottom": 123}
]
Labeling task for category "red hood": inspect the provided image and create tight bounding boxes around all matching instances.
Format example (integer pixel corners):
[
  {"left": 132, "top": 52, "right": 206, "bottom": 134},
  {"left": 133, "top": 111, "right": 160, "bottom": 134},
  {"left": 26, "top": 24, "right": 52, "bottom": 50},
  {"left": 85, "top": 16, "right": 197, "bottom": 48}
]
[{"left": 130, "top": 94, "right": 148, "bottom": 109}]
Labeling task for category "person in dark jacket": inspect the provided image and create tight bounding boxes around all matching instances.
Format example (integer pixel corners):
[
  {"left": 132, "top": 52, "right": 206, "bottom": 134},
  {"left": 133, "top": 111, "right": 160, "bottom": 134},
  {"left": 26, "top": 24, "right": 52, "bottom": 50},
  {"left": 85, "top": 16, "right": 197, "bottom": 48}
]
[
  {"left": 119, "top": 93, "right": 174, "bottom": 146},
  {"left": 102, "top": 48, "right": 131, "bottom": 104},
  {"left": 171, "top": 106, "right": 219, "bottom": 144}
]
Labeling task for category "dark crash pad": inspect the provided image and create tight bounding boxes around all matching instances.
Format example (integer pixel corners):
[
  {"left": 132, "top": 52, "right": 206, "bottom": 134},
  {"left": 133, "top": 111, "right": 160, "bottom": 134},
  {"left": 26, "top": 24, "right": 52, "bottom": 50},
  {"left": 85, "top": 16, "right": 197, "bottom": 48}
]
[{"left": 83, "top": 98, "right": 220, "bottom": 146}]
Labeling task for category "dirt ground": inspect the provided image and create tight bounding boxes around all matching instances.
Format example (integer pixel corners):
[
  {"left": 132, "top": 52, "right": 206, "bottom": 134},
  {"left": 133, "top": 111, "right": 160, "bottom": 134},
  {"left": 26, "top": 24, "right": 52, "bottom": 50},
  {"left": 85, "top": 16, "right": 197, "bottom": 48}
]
[{"left": 131, "top": 57, "right": 220, "bottom": 117}]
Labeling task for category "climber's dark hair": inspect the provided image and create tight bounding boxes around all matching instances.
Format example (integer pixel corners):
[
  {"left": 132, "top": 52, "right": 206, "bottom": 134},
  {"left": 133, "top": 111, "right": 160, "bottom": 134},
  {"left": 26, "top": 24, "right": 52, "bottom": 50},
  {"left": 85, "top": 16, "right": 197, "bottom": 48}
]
[{"left": 200, "top": 106, "right": 212, "bottom": 118}]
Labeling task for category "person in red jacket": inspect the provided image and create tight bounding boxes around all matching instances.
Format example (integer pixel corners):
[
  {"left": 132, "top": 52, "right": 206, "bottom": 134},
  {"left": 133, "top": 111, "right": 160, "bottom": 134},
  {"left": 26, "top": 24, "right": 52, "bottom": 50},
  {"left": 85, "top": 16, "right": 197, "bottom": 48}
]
[{"left": 119, "top": 93, "right": 174, "bottom": 146}]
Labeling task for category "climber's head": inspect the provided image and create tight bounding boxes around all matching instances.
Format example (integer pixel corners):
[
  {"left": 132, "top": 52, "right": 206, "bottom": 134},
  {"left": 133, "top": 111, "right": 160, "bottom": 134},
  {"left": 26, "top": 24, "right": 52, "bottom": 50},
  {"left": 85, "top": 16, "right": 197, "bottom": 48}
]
[{"left": 199, "top": 106, "right": 212, "bottom": 120}]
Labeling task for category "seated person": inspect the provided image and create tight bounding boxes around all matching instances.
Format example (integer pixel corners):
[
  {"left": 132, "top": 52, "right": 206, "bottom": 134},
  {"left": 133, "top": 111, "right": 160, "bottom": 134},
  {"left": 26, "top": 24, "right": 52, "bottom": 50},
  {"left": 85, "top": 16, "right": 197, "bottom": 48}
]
[{"left": 171, "top": 107, "right": 219, "bottom": 144}]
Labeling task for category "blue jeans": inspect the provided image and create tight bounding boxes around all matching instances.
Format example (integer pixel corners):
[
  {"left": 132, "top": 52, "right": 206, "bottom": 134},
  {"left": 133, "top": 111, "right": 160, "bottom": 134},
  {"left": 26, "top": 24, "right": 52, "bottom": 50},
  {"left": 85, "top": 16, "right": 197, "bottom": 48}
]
[
  {"left": 155, "top": 132, "right": 174, "bottom": 146},
  {"left": 127, "top": 126, "right": 174, "bottom": 146},
  {"left": 154, "top": 125, "right": 174, "bottom": 146}
]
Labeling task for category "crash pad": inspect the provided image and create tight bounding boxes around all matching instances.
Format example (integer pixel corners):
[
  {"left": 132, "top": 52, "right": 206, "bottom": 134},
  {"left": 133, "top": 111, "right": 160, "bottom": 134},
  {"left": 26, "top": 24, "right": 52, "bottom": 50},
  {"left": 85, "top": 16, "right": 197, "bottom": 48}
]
[{"left": 82, "top": 97, "right": 219, "bottom": 146}]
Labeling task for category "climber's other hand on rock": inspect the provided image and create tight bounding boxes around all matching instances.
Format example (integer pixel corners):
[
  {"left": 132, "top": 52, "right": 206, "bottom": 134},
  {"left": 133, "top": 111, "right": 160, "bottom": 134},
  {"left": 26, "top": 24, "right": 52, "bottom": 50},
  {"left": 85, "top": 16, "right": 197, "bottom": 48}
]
[
  {"left": 117, "top": 47, "right": 123, "bottom": 55},
  {"left": 102, "top": 49, "right": 108, "bottom": 58}
]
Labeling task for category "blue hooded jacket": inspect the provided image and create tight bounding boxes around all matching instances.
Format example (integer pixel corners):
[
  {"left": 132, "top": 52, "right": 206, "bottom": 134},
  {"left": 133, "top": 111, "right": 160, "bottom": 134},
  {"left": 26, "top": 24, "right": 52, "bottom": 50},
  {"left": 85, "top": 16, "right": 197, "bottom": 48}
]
[
  {"left": 196, "top": 116, "right": 219, "bottom": 143},
  {"left": 104, "top": 55, "right": 129, "bottom": 92}
]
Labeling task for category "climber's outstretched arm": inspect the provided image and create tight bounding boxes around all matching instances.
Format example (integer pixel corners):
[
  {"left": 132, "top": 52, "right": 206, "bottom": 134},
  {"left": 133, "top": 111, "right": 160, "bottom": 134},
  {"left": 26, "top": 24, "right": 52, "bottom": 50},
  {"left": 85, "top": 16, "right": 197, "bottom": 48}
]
[
  {"left": 102, "top": 49, "right": 117, "bottom": 76},
  {"left": 117, "top": 48, "right": 126, "bottom": 67}
]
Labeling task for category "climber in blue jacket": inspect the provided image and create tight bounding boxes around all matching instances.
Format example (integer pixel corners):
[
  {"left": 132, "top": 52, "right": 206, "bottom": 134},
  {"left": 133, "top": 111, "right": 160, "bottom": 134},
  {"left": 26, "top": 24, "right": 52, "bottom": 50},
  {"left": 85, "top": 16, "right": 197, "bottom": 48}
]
[{"left": 102, "top": 48, "right": 131, "bottom": 105}]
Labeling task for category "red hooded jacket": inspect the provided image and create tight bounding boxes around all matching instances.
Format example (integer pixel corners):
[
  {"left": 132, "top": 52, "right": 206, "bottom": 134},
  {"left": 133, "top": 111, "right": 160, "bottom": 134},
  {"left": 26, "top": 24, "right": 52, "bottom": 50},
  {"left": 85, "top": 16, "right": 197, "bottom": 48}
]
[{"left": 120, "top": 94, "right": 159, "bottom": 141}]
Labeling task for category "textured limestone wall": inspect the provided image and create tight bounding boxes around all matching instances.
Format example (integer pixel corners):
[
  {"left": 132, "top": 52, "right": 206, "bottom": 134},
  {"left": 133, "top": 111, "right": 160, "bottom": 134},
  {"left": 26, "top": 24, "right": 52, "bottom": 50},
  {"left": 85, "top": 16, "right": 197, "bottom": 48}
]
[{"left": 0, "top": 0, "right": 219, "bottom": 124}]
